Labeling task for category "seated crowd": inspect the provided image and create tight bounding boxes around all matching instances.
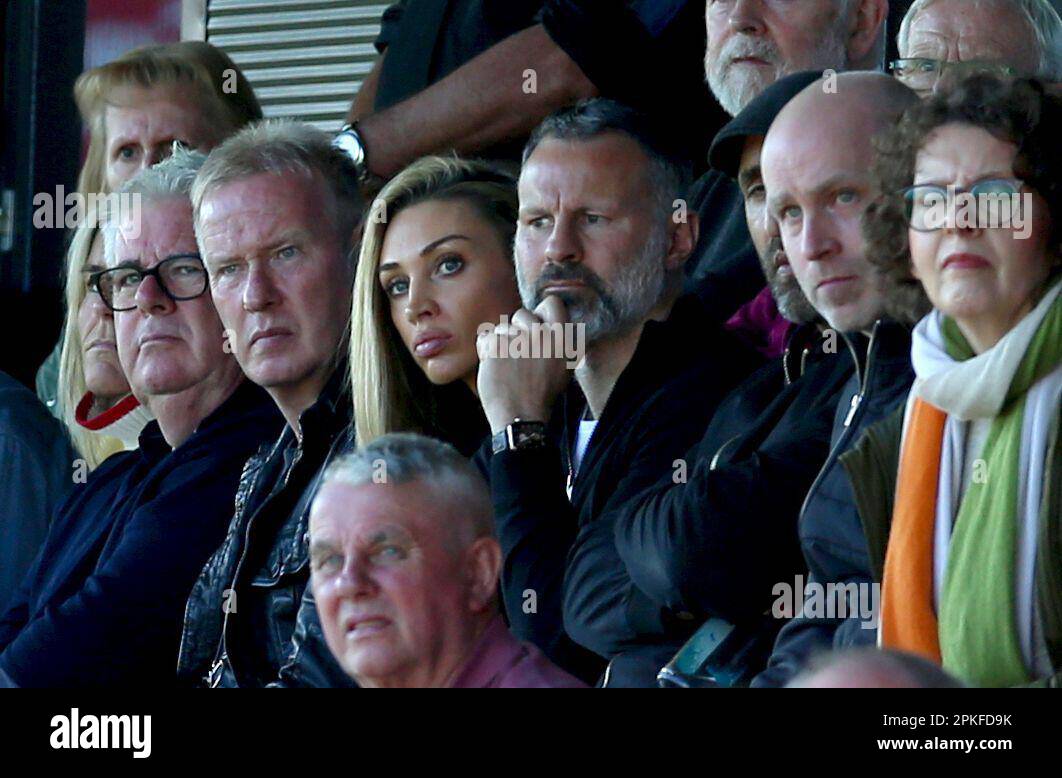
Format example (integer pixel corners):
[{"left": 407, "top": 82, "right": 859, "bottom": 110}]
[{"left": 0, "top": 0, "right": 1060, "bottom": 688}]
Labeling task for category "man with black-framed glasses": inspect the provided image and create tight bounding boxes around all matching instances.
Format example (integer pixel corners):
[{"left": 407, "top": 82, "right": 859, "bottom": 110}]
[
  {"left": 92, "top": 253, "right": 209, "bottom": 313},
  {"left": 0, "top": 148, "right": 285, "bottom": 687},
  {"left": 892, "top": 0, "right": 1062, "bottom": 98}
]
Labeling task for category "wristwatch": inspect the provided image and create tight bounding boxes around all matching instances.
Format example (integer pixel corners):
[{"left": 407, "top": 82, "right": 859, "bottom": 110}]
[
  {"left": 332, "top": 123, "right": 371, "bottom": 183},
  {"left": 492, "top": 419, "right": 548, "bottom": 454}
]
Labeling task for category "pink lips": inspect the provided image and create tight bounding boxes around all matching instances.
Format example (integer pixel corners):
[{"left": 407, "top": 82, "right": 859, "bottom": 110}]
[
  {"left": 413, "top": 331, "right": 451, "bottom": 358},
  {"left": 943, "top": 252, "right": 991, "bottom": 271},
  {"left": 139, "top": 333, "right": 180, "bottom": 347},
  {"left": 250, "top": 328, "right": 292, "bottom": 349},
  {"left": 344, "top": 614, "right": 392, "bottom": 639},
  {"left": 85, "top": 338, "right": 117, "bottom": 352},
  {"left": 816, "top": 275, "right": 858, "bottom": 290},
  {"left": 732, "top": 57, "right": 769, "bottom": 67}
]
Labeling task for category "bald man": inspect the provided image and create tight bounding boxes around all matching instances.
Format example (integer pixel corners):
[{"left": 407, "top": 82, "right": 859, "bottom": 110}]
[
  {"left": 753, "top": 73, "right": 923, "bottom": 687},
  {"left": 308, "top": 433, "right": 584, "bottom": 688}
]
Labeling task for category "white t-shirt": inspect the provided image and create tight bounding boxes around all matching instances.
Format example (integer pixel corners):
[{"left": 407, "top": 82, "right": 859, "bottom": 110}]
[{"left": 566, "top": 419, "right": 599, "bottom": 500}]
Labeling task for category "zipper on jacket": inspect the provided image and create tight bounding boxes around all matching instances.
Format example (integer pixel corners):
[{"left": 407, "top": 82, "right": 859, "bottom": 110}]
[
  {"left": 709, "top": 434, "right": 742, "bottom": 470},
  {"left": 210, "top": 436, "right": 305, "bottom": 685},
  {"left": 177, "top": 445, "right": 272, "bottom": 680},
  {"left": 797, "top": 321, "right": 880, "bottom": 523},
  {"left": 843, "top": 393, "right": 863, "bottom": 428}
]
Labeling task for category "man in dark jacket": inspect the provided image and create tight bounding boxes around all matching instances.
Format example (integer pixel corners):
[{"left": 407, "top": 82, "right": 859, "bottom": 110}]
[
  {"left": 178, "top": 121, "right": 360, "bottom": 688},
  {"left": 475, "top": 99, "right": 760, "bottom": 686},
  {"left": 752, "top": 72, "right": 920, "bottom": 686},
  {"left": 0, "top": 371, "right": 77, "bottom": 614},
  {"left": 687, "top": 0, "right": 888, "bottom": 319},
  {"left": 578, "top": 73, "right": 864, "bottom": 686},
  {"left": 0, "top": 151, "right": 285, "bottom": 686},
  {"left": 344, "top": 1, "right": 725, "bottom": 180}
]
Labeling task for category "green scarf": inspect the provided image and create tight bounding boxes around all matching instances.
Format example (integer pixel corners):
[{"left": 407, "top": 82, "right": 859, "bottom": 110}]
[{"left": 938, "top": 293, "right": 1062, "bottom": 686}]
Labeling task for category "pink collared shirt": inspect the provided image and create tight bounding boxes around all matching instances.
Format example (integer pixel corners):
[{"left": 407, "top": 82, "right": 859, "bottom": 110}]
[{"left": 449, "top": 616, "right": 588, "bottom": 688}]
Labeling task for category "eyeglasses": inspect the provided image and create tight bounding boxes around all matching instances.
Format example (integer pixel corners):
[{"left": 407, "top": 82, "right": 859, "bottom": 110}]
[
  {"left": 901, "top": 178, "right": 1028, "bottom": 232},
  {"left": 888, "top": 58, "right": 1018, "bottom": 93},
  {"left": 92, "top": 253, "right": 209, "bottom": 312}
]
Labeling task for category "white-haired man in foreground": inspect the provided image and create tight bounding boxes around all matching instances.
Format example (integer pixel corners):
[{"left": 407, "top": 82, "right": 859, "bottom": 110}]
[{"left": 309, "top": 433, "right": 585, "bottom": 688}]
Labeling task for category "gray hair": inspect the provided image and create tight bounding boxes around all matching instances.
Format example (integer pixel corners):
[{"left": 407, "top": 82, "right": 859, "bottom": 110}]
[
  {"left": 898, "top": 0, "right": 1062, "bottom": 80},
  {"left": 191, "top": 118, "right": 363, "bottom": 257},
  {"left": 523, "top": 98, "right": 691, "bottom": 224},
  {"left": 102, "top": 143, "right": 206, "bottom": 266},
  {"left": 789, "top": 647, "right": 967, "bottom": 688},
  {"left": 318, "top": 433, "right": 495, "bottom": 545}
]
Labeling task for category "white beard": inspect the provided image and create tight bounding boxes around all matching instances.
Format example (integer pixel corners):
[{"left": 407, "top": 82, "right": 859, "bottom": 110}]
[{"left": 706, "top": 24, "right": 851, "bottom": 116}]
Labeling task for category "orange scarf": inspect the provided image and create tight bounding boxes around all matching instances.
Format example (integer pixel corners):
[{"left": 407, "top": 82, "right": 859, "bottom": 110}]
[{"left": 880, "top": 397, "right": 946, "bottom": 661}]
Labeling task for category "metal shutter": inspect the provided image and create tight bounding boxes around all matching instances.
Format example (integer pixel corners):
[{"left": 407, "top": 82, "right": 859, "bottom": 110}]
[{"left": 203, "top": 0, "right": 388, "bottom": 132}]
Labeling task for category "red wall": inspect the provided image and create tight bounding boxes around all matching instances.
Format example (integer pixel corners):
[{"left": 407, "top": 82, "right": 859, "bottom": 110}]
[{"left": 84, "top": 0, "right": 182, "bottom": 70}]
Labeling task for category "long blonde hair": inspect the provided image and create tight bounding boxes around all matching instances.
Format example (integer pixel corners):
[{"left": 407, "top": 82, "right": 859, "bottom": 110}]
[
  {"left": 58, "top": 42, "right": 262, "bottom": 468},
  {"left": 57, "top": 220, "right": 126, "bottom": 469},
  {"left": 350, "top": 156, "right": 518, "bottom": 447}
]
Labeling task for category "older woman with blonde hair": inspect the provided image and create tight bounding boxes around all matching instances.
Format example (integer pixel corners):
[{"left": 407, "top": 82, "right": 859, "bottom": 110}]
[
  {"left": 350, "top": 155, "right": 522, "bottom": 454},
  {"left": 854, "top": 75, "right": 1062, "bottom": 686},
  {"left": 40, "top": 41, "right": 262, "bottom": 467}
]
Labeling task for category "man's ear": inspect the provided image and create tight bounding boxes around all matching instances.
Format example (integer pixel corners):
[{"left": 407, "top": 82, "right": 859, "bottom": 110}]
[
  {"left": 847, "top": 0, "right": 888, "bottom": 68},
  {"left": 465, "top": 537, "right": 502, "bottom": 613},
  {"left": 664, "top": 210, "right": 698, "bottom": 272}
]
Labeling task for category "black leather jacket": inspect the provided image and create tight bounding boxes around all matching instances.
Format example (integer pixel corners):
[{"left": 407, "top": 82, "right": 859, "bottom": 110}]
[{"left": 176, "top": 371, "right": 355, "bottom": 687}]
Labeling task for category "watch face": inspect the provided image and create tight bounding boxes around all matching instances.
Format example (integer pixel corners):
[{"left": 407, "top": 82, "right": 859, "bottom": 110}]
[{"left": 333, "top": 131, "right": 364, "bottom": 167}]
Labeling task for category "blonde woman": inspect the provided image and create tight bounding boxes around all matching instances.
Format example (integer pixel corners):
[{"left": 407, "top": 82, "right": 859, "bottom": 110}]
[
  {"left": 351, "top": 156, "right": 522, "bottom": 454},
  {"left": 40, "top": 41, "right": 261, "bottom": 465},
  {"left": 57, "top": 218, "right": 153, "bottom": 468}
]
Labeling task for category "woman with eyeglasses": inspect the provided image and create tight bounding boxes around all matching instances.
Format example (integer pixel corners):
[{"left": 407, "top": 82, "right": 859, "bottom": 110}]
[{"left": 856, "top": 75, "right": 1062, "bottom": 686}]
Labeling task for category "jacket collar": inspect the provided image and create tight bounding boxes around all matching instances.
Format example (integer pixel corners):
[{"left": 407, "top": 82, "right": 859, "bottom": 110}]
[{"left": 287, "top": 362, "right": 353, "bottom": 448}]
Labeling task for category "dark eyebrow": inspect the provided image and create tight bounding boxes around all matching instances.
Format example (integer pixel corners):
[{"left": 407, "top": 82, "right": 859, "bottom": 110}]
[
  {"left": 913, "top": 171, "right": 1015, "bottom": 187},
  {"left": 420, "top": 233, "right": 469, "bottom": 256},
  {"left": 738, "top": 165, "right": 762, "bottom": 192},
  {"left": 378, "top": 235, "right": 471, "bottom": 274}
]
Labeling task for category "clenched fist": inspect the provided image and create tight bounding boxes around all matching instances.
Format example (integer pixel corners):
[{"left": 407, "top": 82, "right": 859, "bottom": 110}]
[{"left": 477, "top": 295, "right": 573, "bottom": 434}]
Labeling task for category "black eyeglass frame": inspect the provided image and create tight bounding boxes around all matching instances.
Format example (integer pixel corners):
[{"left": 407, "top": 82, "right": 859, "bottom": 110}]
[
  {"left": 888, "top": 58, "right": 1018, "bottom": 85},
  {"left": 899, "top": 178, "right": 1028, "bottom": 232},
  {"left": 90, "top": 253, "right": 209, "bottom": 312}
]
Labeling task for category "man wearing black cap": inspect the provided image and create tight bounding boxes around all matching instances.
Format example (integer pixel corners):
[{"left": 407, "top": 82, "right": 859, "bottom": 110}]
[
  {"left": 686, "top": 0, "right": 889, "bottom": 322},
  {"left": 561, "top": 74, "right": 856, "bottom": 686}
]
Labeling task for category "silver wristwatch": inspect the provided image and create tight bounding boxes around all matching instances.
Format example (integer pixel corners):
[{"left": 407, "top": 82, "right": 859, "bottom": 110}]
[{"left": 332, "top": 123, "right": 371, "bottom": 183}]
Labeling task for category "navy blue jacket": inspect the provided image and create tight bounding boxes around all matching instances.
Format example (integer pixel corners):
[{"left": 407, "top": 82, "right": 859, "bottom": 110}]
[
  {"left": 0, "top": 371, "right": 77, "bottom": 613},
  {"left": 0, "top": 381, "right": 284, "bottom": 687},
  {"left": 753, "top": 320, "right": 914, "bottom": 687}
]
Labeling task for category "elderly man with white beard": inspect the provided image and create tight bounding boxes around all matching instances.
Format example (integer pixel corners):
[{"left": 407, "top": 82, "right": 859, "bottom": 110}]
[
  {"left": 687, "top": 0, "right": 888, "bottom": 332},
  {"left": 473, "top": 98, "right": 760, "bottom": 687}
]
